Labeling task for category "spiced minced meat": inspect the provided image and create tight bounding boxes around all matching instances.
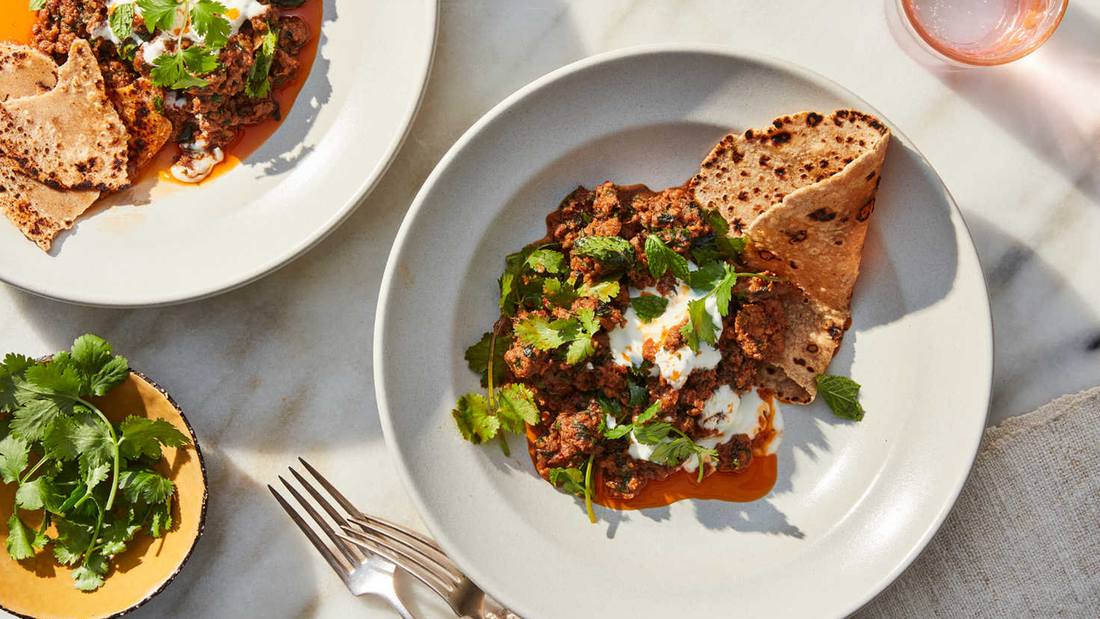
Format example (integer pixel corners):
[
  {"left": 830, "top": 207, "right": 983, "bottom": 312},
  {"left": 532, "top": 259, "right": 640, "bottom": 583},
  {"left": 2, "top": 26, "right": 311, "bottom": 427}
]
[{"left": 454, "top": 182, "right": 788, "bottom": 501}]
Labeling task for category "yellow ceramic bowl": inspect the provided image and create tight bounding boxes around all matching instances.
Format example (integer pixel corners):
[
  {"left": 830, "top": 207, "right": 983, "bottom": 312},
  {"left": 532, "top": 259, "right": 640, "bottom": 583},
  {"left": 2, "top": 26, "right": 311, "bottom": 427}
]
[{"left": 0, "top": 370, "right": 208, "bottom": 619}]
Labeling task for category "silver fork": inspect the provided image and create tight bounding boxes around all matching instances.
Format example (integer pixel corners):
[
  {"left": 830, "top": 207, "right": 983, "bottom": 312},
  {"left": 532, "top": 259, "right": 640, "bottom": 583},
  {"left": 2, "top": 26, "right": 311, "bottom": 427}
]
[
  {"left": 274, "top": 459, "right": 521, "bottom": 619},
  {"left": 269, "top": 464, "right": 416, "bottom": 619}
]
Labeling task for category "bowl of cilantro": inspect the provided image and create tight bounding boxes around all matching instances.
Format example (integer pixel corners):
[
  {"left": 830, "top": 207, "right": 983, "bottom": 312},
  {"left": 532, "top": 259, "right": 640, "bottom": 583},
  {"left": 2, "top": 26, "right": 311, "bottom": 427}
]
[{"left": 0, "top": 335, "right": 207, "bottom": 619}]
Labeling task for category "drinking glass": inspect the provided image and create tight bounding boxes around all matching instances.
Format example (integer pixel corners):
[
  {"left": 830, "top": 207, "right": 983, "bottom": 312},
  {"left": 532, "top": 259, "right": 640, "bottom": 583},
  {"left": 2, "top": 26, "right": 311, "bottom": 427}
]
[{"left": 898, "top": 0, "right": 1068, "bottom": 65}]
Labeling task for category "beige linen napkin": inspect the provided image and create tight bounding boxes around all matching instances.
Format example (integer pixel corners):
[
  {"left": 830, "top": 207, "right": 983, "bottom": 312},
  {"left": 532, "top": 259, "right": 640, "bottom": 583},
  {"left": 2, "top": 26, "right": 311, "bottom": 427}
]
[{"left": 856, "top": 386, "right": 1100, "bottom": 618}]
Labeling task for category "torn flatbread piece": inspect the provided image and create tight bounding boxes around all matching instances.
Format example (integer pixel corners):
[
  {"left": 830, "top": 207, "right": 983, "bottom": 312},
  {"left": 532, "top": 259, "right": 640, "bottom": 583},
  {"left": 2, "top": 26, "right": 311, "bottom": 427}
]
[
  {"left": 0, "top": 43, "right": 98, "bottom": 251},
  {"left": 107, "top": 78, "right": 172, "bottom": 173},
  {"left": 0, "top": 44, "right": 57, "bottom": 100},
  {"left": 0, "top": 39, "right": 129, "bottom": 191},
  {"left": 691, "top": 110, "right": 890, "bottom": 403}
]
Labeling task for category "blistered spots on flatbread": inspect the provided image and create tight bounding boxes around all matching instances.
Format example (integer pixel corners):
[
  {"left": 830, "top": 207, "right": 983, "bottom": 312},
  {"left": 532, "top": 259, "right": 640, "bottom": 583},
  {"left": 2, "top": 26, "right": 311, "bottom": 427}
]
[{"left": 0, "top": 39, "right": 130, "bottom": 191}]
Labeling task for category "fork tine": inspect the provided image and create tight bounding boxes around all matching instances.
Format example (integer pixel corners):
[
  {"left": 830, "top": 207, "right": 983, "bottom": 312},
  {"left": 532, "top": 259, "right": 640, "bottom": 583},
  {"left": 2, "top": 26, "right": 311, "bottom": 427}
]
[
  {"left": 277, "top": 476, "right": 362, "bottom": 566},
  {"left": 341, "top": 525, "right": 459, "bottom": 588},
  {"left": 298, "top": 458, "right": 368, "bottom": 518},
  {"left": 348, "top": 514, "right": 445, "bottom": 554},
  {"left": 347, "top": 516, "right": 461, "bottom": 580},
  {"left": 335, "top": 532, "right": 457, "bottom": 603},
  {"left": 269, "top": 485, "right": 350, "bottom": 582}
]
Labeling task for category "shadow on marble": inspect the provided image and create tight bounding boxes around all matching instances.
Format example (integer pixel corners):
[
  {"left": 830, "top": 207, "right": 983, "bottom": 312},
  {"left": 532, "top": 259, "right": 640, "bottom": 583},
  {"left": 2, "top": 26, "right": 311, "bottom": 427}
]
[
  {"left": 884, "top": 0, "right": 1100, "bottom": 208},
  {"left": 965, "top": 213, "right": 1100, "bottom": 424}
]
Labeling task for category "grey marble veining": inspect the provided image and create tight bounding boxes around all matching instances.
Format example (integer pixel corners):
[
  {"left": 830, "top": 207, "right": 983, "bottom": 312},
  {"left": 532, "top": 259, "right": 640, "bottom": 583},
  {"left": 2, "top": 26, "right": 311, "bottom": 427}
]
[{"left": 3, "top": 1, "right": 1099, "bottom": 617}]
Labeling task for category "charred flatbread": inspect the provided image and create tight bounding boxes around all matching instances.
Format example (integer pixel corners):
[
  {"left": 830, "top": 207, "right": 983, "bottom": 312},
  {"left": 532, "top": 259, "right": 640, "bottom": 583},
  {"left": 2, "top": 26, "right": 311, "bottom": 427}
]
[
  {"left": 0, "top": 43, "right": 98, "bottom": 252},
  {"left": 691, "top": 110, "right": 890, "bottom": 402},
  {"left": 0, "top": 39, "right": 129, "bottom": 191},
  {"left": 107, "top": 78, "right": 172, "bottom": 173},
  {"left": 0, "top": 44, "right": 57, "bottom": 100}
]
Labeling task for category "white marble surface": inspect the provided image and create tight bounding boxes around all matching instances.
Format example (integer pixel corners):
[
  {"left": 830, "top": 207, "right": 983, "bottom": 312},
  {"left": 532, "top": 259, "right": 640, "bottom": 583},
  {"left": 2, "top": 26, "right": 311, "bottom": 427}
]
[{"left": 3, "top": 0, "right": 1100, "bottom": 617}]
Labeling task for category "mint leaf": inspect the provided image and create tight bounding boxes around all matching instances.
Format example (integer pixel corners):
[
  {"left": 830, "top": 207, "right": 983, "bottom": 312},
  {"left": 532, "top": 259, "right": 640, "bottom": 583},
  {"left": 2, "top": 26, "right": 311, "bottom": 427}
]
[
  {"left": 137, "top": 0, "right": 178, "bottom": 32},
  {"left": 630, "top": 295, "right": 669, "bottom": 323},
  {"left": 190, "top": 0, "right": 231, "bottom": 49},
  {"left": 816, "top": 375, "right": 865, "bottom": 421},
  {"left": 109, "top": 3, "right": 134, "bottom": 41},
  {"left": 645, "top": 235, "right": 690, "bottom": 282},
  {"left": 571, "top": 236, "right": 635, "bottom": 270},
  {"left": 0, "top": 434, "right": 29, "bottom": 484},
  {"left": 451, "top": 394, "right": 499, "bottom": 444},
  {"left": 703, "top": 208, "right": 730, "bottom": 236},
  {"left": 118, "top": 417, "right": 190, "bottom": 461},
  {"left": 525, "top": 249, "right": 566, "bottom": 274},
  {"left": 548, "top": 467, "right": 585, "bottom": 496},
  {"left": 495, "top": 383, "right": 539, "bottom": 433}
]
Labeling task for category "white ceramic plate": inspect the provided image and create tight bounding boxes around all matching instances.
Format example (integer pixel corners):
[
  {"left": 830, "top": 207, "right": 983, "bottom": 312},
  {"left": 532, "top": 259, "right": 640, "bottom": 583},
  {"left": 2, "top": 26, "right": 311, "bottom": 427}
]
[
  {"left": 0, "top": 0, "right": 437, "bottom": 307},
  {"left": 376, "top": 45, "right": 992, "bottom": 619}
]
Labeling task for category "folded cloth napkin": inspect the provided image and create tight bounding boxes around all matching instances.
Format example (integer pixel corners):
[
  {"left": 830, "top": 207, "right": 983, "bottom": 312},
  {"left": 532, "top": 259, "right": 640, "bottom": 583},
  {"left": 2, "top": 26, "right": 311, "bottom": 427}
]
[{"left": 856, "top": 386, "right": 1100, "bottom": 618}]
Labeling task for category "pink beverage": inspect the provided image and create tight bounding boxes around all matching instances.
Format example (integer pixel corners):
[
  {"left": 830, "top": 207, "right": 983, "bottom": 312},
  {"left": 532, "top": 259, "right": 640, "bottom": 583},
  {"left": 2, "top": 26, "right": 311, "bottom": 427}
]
[{"left": 900, "top": 0, "right": 1067, "bottom": 65}]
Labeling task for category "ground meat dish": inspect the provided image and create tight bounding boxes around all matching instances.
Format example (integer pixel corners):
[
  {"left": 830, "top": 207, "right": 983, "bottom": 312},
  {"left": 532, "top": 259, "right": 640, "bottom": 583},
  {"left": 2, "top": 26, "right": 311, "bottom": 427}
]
[
  {"left": 482, "top": 182, "right": 788, "bottom": 500},
  {"left": 29, "top": 0, "right": 310, "bottom": 177}
]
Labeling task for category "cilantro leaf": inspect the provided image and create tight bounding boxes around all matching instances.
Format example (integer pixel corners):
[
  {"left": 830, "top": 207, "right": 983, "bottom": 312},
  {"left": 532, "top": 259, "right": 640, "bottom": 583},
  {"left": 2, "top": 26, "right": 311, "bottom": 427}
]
[
  {"left": 495, "top": 383, "right": 539, "bottom": 433},
  {"left": 816, "top": 375, "right": 865, "bottom": 421},
  {"left": 150, "top": 49, "right": 213, "bottom": 90},
  {"left": 647, "top": 437, "right": 696, "bottom": 466},
  {"left": 635, "top": 401, "right": 660, "bottom": 424},
  {"left": 630, "top": 295, "right": 669, "bottom": 323},
  {"left": 190, "top": 0, "right": 231, "bottom": 49},
  {"left": 679, "top": 298, "right": 719, "bottom": 353},
  {"left": 565, "top": 309, "right": 599, "bottom": 365},
  {"left": 245, "top": 26, "right": 279, "bottom": 98},
  {"left": 118, "top": 469, "right": 175, "bottom": 505},
  {"left": 73, "top": 553, "right": 107, "bottom": 591},
  {"left": 69, "top": 409, "right": 115, "bottom": 470},
  {"left": 0, "top": 353, "right": 35, "bottom": 412},
  {"left": 514, "top": 316, "right": 575, "bottom": 351},
  {"left": 451, "top": 394, "right": 499, "bottom": 444},
  {"left": 645, "top": 235, "right": 690, "bottom": 282},
  {"left": 109, "top": 3, "right": 134, "bottom": 41},
  {"left": 548, "top": 467, "right": 585, "bottom": 496},
  {"left": 689, "top": 261, "right": 725, "bottom": 292},
  {"left": 626, "top": 378, "right": 648, "bottom": 408},
  {"left": 71, "top": 334, "right": 113, "bottom": 377},
  {"left": 604, "top": 401, "right": 661, "bottom": 439},
  {"left": 98, "top": 516, "right": 141, "bottom": 557},
  {"left": 713, "top": 264, "right": 739, "bottom": 317},
  {"left": 29, "top": 0, "right": 46, "bottom": 10},
  {"left": 148, "top": 501, "right": 173, "bottom": 537},
  {"left": 717, "top": 235, "right": 748, "bottom": 261},
  {"left": 464, "top": 332, "right": 511, "bottom": 389},
  {"left": 137, "top": 0, "right": 179, "bottom": 32},
  {"left": 602, "top": 423, "right": 632, "bottom": 439},
  {"left": 576, "top": 279, "right": 619, "bottom": 303},
  {"left": 15, "top": 475, "right": 64, "bottom": 512},
  {"left": 543, "top": 279, "right": 577, "bottom": 307},
  {"left": 90, "top": 356, "right": 130, "bottom": 397},
  {"left": 5, "top": 512, "right": 44, "bottom": 560},
  {"left": 632, "top": 421, "right": 672, "bottom": 445},
  {"left": 42, "top": 415, "right": 80, "bottom": 461},
  {"left": 571, "top": 236, "right": 635, "bottom": 270},
  {"left": 10, "top": 400, "right": 67, "bottom": 442},
  {"left": 82, "top": 462, "right": 111, "bottom": 494},
  {"left": 0, "top": 434, "right": 29, "bottom": 484},
  {"left": 525, "top": 249, "right": 566, "bottom": 274},
  {"left": 118, "top": 416, "right": 190, "bottom": 461},
  {"left": 52, "top": 518, "right": 91, "bottom": 566}
]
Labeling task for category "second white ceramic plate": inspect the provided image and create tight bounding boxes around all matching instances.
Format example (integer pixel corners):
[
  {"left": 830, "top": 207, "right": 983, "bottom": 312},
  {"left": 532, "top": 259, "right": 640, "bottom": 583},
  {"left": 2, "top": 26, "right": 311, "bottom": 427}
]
[
  {"left": 0, "top": 0, "right": 437, "bottom": 307},
  {"left": 376, "top": 45, "right": 992, "bottom": 619}
]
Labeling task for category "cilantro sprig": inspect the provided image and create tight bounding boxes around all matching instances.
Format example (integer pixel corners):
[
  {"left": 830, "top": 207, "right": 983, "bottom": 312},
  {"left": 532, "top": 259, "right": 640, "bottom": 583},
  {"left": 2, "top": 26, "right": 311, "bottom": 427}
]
[
  {"left": 602, "top": 401, "right": 717, "bottom": 482},
  {"left": 0, "top": 336, "right": 191, "bottom": 591},
  {"left": 548, "top": 453, "right": 596, "bottom": 523},
  {"left": 138, "top": 0, "right": 234, "bottom": 90}
]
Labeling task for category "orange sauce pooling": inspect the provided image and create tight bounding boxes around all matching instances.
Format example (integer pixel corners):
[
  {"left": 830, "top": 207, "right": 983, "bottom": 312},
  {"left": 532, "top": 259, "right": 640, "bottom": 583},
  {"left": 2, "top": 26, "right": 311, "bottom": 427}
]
[
  {"left": 0, "top": 0, "right": 323, "bottom": 185},
  {"left": 527, "top": 394, "right": 779, "bottom": 510}
]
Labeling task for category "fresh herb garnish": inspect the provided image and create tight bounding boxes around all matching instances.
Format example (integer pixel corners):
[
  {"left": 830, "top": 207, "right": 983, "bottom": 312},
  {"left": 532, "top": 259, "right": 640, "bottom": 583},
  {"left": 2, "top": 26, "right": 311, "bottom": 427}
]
[
  {"left": 139, "top": 0, "right": 235, "bottom": 90},
  {"left": 109, "top": 3, "right": 135, "bottom": 41},
  {"left": 564, "top": 308, "right": 600, "bottom": 365},
  {"left": 513, "top": 316, "right": 577, "bottom": 351},
  {"left": 548, "top": 453, "right": 597, "bottom": 523},
  {"left": 0, "top": 335, "right": 191, "bottom": 591},
  {"left": 815, "top": 374, "right": 865, "bottom": 421},
  {"left": 645, "top": 235, "right": 690, "bottom": 282},
  {"left": 576, "top": 279, "right": 619, "bottom": 302},
  {"left": 464, "top": 332, "right": 511, "bottom": 388},
  {"left": 28, "top": 0, "right": 46, "bottom": 10},
  {"left": 571, "top": 236, "right": 635, "bottom": 270},
  {"left": 245, "top": 25, "right": 279, "bottom": 98},
  {"left": 629, "top": 294, "right": 669, "bottom": 323},
  {"left": 603, "top": 401, "right": 660, "bottom": 439}
]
